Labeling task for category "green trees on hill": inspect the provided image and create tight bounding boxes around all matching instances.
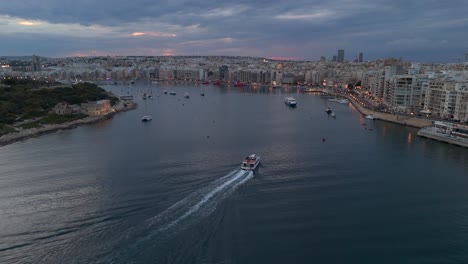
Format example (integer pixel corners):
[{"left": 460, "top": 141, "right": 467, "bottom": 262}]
[{"left": 0, "top": 80, "right": 118, "bottom": 125}]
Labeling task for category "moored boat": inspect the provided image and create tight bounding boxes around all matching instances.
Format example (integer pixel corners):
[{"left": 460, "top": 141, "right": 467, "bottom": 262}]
[
  {"left": 184, "top": 92, "right": 190, "bottom": 98},
  {"left": 417, "top": 121, "right": 468, "bottom": 148},
  {"left": 241, "top": 154, "right": 261, "bottom": 171},
  {"left": 141, "top": 115, "right": 152, "bottom": 122},
  {"left": 284, "top": 97, "right": 297, "bottom": 107},
  {"left": 325, "top": 107, "right": 332, "bottom": 114},
  {"left": 365, "top": 115, "right": 376, "bottom": 120},
  {"left": 170, "top": 92, "right": 176, "bottom": 95}
]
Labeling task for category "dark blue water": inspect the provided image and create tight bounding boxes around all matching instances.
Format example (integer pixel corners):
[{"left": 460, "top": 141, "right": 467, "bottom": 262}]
[{"left": 1, "top": 83, "right": 468, "bottom": 263}]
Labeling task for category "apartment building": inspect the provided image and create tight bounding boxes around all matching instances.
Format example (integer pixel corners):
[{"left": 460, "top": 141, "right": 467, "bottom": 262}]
[{"left": 387, "top": 75, "right": 426, "bottom": 111}]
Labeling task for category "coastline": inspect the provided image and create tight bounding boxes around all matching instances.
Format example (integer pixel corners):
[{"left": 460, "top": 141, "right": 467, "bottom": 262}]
[
  {"left": 0, "top": 100, "right": 137, "bottom": 147},
  {"left": 327, "top": 92, "right": 433, "bottom": 128}
]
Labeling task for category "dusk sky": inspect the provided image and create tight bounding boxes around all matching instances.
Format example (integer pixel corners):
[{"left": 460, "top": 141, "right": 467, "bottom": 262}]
[{"left": 1, "top": 0, "right": 467, "bottom": 62}]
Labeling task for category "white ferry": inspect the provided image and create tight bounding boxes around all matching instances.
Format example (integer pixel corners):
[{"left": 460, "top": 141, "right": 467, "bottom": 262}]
[
  {"left": 241, "top": 154, "right": 261, "bottom": 171},
  {"left": 284, "top": 97, "right": 297, "bottom": 107},
  {"left": 417, "top": 121, "right": 468, "bottom": 148}
]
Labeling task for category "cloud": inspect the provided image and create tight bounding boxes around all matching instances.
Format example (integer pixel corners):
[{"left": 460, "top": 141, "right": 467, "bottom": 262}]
[{"left": 0, "top": 0, "right": 467, "bottom": 61}]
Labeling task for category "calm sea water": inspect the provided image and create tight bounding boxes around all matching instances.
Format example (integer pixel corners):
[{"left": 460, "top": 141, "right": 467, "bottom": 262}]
[{"left": 1, "top": 83, "right": 468, "bottom": 264}]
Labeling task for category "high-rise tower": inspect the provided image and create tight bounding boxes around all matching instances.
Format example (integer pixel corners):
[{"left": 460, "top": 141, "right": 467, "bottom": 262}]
[{"left": 337, "top": 49, "right": 345, "bottom": 62}]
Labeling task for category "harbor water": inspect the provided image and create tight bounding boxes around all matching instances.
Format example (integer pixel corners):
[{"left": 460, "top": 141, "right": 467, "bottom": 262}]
[{"left": 1, "top": 83, "right": 468, "bottom": 263}]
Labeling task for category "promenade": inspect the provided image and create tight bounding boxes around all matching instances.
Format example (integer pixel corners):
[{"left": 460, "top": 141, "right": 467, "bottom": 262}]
[{"left": 323, "top": 90, "right": 433, "bottom": 128}]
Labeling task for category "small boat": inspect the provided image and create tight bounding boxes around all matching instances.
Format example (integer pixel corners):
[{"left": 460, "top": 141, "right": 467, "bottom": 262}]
[
  {"left": 365, "top": 115, "right": 376, "bottom": 120},
  {"left": 284, "top": 97, "right": 297, "bottom": 107},
  {"left": 331, "top": 112, "right": 336, "bottom": 118},
  {"left": 184, "top": 92, "right": 190, "bottom": 98},
  {"left": 202, "top": 81, "right": 209, "bottom": 85},
  {"left": 141, "top": 115, "right": 152, "bottom": 122},
  {"left": 241, "top": 154, "right": 261, "bottom": 171},
  {"left": 200, "top": 93, "right": 205, "bottom": 96},
  {"left": 338, "top": 99, "right": 349, "bottom": 104},
  {"left": 325, "top": 107, "right": 332, "bottom": 114},
  {"left": 163, "top": 91, "right": 168, "bottom": 94},
  {"left": 170, "top": 92, "right": 176, "bottom": 95}
]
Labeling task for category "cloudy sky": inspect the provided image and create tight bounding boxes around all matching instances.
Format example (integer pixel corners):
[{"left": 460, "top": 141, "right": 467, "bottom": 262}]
[{"left": 1, "top": 0, "right": 467, "bottom": 62}]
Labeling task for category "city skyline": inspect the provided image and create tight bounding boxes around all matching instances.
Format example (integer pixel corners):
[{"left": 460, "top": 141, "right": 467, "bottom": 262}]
[{"left": 1, "top": 0, "right": 468, "bottom": 62}]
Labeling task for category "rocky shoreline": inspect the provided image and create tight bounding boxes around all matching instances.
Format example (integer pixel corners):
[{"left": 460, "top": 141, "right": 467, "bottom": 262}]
[{"left": 0, "top": 100, "right": 137, "bottom": 147}]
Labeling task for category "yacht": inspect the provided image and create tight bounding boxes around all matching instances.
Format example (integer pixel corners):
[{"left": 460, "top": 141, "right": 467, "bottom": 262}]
[
  {"left": 284, "top": 97, "right": 297, "bottom": 107},
  {"left": 417, "top": 121, "right": 468, "bottom": 147},
  {"left": 365, "top": 115, "right": 376, "bottom": 120},
  {"left": 141, "top": 115, "right": 152, "bottom": 122},
  {"left": 241, "top": 154, "right": 261, "bottom": 171}
]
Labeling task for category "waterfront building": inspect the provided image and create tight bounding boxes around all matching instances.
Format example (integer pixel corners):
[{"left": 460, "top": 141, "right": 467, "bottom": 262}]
[
  {"left": 81, "top": 100, "right": 112, "bottom": 116},
  {"left": 54, "top": 102, "right": 73, "bottom": 115},
  {"left": 454, "top": 83, "right": 468, "bottom": 122},
  {"left": 423, "top": 80, "right": 468, "bottom": 120},
  {"left": 337, "top": 49, "right": 345, "bottom": 62},
  {"left": 383, "top": 65, "right": 406, "bottom": 103},
  {"left": 387, "top": 75, "right": 425, "bottom": 112}
]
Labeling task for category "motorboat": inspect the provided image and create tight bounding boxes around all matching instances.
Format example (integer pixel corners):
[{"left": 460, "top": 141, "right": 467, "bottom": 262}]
[
  {"left": 200, "top": 93, "right": 205, "bottom": 96},
  {"left": 284, "top": 97, "right": 297, "bottom": 107},
  {"left": 170, "top": 92, "right": 176, "bottom": 95},
  {"left": 241, "top": 154, "right": 261, "bottom": 171},
  {"left": 184, "top": 92, "right": 190, "bottom": 98},
  {"left": 331, "top": 112, "right": 336, "bottom": 118},
  {"left": 365, "top": 115, "right": 376, "bottom": 120},
  {"left": 325, "top": 107, "right": 332, "bottom": 114},
  {"left": 163, "top": 91, "right": 168, "bottom": 94},
  {"left": 338, "top": 99, "right": 349, "bottom": 104},
  {"left": 141, "top": 115, "right": 152, "bottom": 122}
]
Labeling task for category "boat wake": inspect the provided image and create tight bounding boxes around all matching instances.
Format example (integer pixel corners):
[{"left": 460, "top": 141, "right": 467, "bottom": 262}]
[{"left": 110, "top": 169, "right": 253, "bottom": 261}]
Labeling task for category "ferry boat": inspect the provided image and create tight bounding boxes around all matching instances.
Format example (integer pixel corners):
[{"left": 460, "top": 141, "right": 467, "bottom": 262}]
[
  {"left": 284, "top": 97, "right": 297, "bottom": 107},
  {"left": 417, "top": 121, "right": 468, "bottom": 148},
  {"left": 241, "top": 154, "right": 261, "bottom": 171}
]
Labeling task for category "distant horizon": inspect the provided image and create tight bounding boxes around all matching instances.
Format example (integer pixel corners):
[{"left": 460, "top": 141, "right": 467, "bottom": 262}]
[{"left": 1, "top": 54, "right": 467, "bottom": 64}]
